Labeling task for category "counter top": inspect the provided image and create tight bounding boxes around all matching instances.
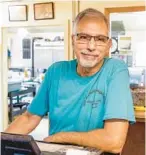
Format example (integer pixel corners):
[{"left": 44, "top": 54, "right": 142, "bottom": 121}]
[
  {"left": 36, "top": 141, "right": 103, "bottom": 155},
  {"left": 135, "top": 110, "right": 145, "bottom": 122}
]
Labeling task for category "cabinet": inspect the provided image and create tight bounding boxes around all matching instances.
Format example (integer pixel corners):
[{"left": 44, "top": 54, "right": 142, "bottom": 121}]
[
  {"left": 122, "top": 121, "right": 145, "bottom": 155},
  {"left": 34, "top": 42, "right": 64, "bottom": 69}
]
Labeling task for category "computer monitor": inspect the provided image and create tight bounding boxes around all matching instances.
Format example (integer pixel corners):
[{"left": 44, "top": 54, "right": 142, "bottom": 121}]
[{"left": 1, "top": 132, "right": 41, "bottom": 155}]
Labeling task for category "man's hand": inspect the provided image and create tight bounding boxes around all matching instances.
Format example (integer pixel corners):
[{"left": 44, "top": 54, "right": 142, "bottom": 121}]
[
  {"left": 44, "top": 132, "right": 83, "bottom": 145},
  {"left": 44, "top": 132, "right": 67, "bottom": 143},
  {"left": 43, "top": 119, "right": 129, "bottom": 154}
]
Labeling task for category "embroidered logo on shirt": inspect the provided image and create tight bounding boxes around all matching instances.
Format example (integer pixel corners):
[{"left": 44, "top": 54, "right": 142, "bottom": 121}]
[{"left": 84, "top": 89, "right": 104, "bottom": 108}]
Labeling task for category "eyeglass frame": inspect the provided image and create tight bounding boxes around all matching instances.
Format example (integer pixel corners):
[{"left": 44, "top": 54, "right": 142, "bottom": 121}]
[{"left": 73, "top": 33, "right": 110, "bottom": 46}]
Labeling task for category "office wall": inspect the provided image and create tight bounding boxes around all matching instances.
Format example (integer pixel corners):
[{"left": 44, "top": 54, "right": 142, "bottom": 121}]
[
  {"left": 0, "top": 35, "right": 3, "bottom": 131},
  {"left": 1, "top": 0, "right": 74, "bottom": 60},
  {"left": 1, "top": 0, "right": 73, "bottom": 27},
  {"left": 0, "top": 2, "right": 3, "bottom": 131},
  {"left": 1, "top": 0, "right": 145, "bottom": 59},
  {"left": 0, "top": 0, "right": 75, "bottom": 130},
  {"left": 79, "top": 1, "right": 145, "bottom": 13},
  {"left": 0, "top": 0, "right": 145, "bottom": 130}
]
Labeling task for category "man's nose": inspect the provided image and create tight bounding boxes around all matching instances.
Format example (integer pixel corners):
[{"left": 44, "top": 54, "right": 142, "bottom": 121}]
[{"left": 87, "top": 37, "right": 96, "bottom": 51}]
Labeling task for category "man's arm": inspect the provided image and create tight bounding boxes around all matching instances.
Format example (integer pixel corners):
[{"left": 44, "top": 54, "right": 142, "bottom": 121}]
[
  {"left": 5, "top": 111, "right": 42, "bottom": 135},
  {"left": 44, "top": 119, "right": 129, "bottom": 154}
]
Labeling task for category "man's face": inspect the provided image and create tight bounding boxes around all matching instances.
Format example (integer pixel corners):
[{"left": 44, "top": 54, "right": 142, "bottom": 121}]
[{"left": 72, "top": 16, "right": 111, "bottom": 68}]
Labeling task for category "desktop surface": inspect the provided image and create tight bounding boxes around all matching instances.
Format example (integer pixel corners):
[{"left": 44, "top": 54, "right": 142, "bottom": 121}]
[{"left": 1, "top": 132, "right": 103, "bottom": 155}]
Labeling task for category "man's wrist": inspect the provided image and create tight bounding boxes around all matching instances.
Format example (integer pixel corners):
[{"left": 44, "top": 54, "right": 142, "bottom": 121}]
[{"left": 64, "top": 132, "right": 85, "bottom": 146}]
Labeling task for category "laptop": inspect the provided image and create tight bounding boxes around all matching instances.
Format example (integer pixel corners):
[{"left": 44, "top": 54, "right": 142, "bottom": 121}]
[{"left": 1, "top": 132, "right": 103, "bottom": 155}]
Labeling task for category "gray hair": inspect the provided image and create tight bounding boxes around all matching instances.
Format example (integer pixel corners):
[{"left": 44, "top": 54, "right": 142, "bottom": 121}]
[{"left": 73, "top": 8, "right": 109, "bottom": 34}]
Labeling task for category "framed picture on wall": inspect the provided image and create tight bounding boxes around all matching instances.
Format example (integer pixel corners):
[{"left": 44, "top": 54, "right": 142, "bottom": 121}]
[
  {"left": 33, "top": 2, "right": 54, "bottom": 20},
  {"left": 8, "top": 5, "right": 28, "bottom": 21},
  {"left": 118, "top": 36, "right": 132, "bottom": 52}
]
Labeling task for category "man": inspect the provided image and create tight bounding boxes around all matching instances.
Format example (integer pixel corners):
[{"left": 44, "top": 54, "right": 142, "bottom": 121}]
[{"left": 5, "top": 8, "right": 135, "bottom": 154}]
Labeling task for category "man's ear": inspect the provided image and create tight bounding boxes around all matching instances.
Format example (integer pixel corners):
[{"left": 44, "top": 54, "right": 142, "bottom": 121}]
[
  {"left": 108, "top": 38, "right": 112, "bottom": 49},
  {"left": 105, "top": 38, "right": 112, "bottom": 57},
  {"left": 72, "top": 35, "right": 75, "bottom": 46}
]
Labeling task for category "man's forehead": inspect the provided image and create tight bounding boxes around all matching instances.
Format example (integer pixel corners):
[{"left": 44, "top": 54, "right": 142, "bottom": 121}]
[{"left": 76, "top": 17, "right": 108, "bottom": 36}]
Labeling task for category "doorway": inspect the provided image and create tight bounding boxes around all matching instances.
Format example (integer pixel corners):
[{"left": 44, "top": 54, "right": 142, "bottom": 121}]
[{"left": 1, "top": 24, "right": 70, "bottom": 139}]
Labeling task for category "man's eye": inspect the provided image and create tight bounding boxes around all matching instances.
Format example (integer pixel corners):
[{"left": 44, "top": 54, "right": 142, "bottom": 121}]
[
  {"left": 79, "top": 35, "right": 88, "bottom": 40},
  {"left": 96, "top": 36, "right": 108, "bottom": 42}
]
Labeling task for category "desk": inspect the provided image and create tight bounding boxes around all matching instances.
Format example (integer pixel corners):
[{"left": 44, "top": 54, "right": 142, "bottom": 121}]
[
  {"left": 37, "top": 141, "right": 103, "bottom": 155},
  {"left": 122, "top": 121, "right": 145, "bottom": 155},
  {"left": 8, "top": 86, "right": 36, "bottom": 122},
  {"left": 121, "top": 109, "right": 145, "bottom": 155},
  {"left": 36, "top": 141, "right": 119, "bottom": 155},
  {"left": 1, "top": 132, "right": 119, "bottom": 155}
]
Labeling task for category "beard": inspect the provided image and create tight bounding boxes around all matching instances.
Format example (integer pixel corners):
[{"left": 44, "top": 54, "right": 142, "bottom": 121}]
[
  {"left": 79, "top": 56, "right": 98, "bottom": 68},
  {"left": 78, "top": 49, "right": 100, "bottom": 68}
]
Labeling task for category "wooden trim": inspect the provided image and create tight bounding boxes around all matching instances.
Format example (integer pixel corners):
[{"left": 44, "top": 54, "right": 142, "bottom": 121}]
[
  {"left": 104, "top": 6, "right": 145, "bottom": 57},
  {"left": 72, "top": 0, "right": 80, "bottom": 59},
  {"left": 105, "top": 6, "right": 145, "bottom": 20},
  {"left": 1, "top": 28, "right": 9, "bottom": 130},
  {"left": 136, "top": 118, "right": 145, "bottom": 123}
]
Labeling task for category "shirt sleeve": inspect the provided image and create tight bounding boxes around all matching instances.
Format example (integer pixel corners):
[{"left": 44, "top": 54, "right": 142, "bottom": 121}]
[
  {"left": 27, "top": 66, "right": 53, "bottom": 117},
  {"left": 103, "top": 66, "right": 136, "bottom": 124}
]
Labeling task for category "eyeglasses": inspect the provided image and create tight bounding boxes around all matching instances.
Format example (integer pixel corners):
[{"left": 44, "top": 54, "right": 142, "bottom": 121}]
[{"left": 75, "top": 33, "right": 109, "bottom": 46}]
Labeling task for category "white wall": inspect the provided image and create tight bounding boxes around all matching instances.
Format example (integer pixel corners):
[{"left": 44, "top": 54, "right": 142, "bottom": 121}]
[
  {"left": 10, "top": 31, "right": 65, "bottom": 68},
  {"left": 110, "top": 11, "right": 146, "bottom": 67},
  {"left": 79, "top": 1, "right": 145, "bottom": 13},
  {"left": 126, "top": 30, "right": 146, "bottom": 67},
  {"left": 11, "top": 35, "right": 31, "bottom": 68},
  {"left": 1, "top": 1, "right": 73, "bottom": 27},
  {"left": 0, "top": 42, "right": 3, "bottom": 131},
  {"left": 0, "top": 58, "right": 3, "bottom": 131},
  {"left": 0, "top": 3, "right": 3, "bottom": 131}
]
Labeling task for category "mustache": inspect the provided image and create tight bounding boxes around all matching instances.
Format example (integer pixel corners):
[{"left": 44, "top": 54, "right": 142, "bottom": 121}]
[{"left": 81, "top": 50, "right": 99, "bottom": 56}]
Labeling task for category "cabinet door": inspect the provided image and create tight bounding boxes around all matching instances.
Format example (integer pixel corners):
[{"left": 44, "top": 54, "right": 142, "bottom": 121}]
[{"left": 122, "top": 122, "right": 145, "bottom": 155}]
